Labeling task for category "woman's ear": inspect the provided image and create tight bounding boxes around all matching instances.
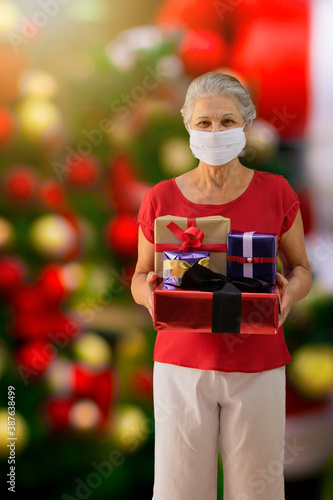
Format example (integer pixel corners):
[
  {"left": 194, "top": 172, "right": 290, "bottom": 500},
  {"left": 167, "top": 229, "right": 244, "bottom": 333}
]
[{"left": 185, "top": 122, "right": 191, "bottom": 134}]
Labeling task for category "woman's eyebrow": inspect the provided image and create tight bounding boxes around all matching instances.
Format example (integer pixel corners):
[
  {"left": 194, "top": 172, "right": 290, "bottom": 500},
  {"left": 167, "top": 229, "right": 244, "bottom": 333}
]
[{"left": 195, "top": 113, "right": 237, "bottom": 120}]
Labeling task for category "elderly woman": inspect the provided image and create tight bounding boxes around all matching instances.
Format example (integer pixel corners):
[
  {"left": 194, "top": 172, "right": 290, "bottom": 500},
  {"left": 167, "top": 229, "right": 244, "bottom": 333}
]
[{"left": 131, "top": 72, "right": 312, "bottom": 500}]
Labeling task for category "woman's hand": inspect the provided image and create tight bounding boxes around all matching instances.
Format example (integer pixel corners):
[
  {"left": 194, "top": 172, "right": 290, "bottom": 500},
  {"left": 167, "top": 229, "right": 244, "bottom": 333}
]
[
  {"left": 275, "top": 210, "right": 312, "bottom": 328},
  {"left": 145, "top": 271, "right": 163, "bottom": 318},
  {"left": 274, "top": 272, "right": 295, "bottom": 328},
  {"left": 131, "top": 228, "right": 163, "bottom": 318}
]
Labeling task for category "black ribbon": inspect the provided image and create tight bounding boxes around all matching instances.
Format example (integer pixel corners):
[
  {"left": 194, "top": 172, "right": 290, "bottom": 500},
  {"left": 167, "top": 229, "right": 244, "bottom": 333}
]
[{"left": 180, "top": 263, "right": 272, "bottom": 334}]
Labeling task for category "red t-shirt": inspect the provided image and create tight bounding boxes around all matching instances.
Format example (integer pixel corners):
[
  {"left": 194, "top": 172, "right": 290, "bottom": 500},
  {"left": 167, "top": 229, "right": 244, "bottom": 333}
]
[{"left": 137, "top": 170, "right": 300, "bottom": 373}]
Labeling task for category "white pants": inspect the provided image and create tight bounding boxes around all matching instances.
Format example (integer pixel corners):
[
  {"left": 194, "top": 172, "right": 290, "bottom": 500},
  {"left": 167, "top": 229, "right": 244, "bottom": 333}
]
[{"left": 152, "top": 362, "right": 286, "bottom": 500}]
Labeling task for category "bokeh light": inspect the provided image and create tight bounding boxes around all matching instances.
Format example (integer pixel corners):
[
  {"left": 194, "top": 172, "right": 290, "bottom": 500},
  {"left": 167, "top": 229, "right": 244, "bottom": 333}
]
[
  {"left": 18, "top": 70, "right": 58, "bottom": 99},
  {"left": 0, "top": 1, "right": 21, "bottom": 35},
  {"left": 29, "top": 214, "right": 78, "bottom": 259},
  {"left": 16, "top": 98, "right": 62, "bottom": 141}
]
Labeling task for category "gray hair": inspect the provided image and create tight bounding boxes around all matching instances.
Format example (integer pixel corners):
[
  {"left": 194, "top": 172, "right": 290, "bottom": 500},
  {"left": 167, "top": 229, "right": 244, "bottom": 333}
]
[{"left": 180, "top": 72, "right": 256, "bottom": 129}]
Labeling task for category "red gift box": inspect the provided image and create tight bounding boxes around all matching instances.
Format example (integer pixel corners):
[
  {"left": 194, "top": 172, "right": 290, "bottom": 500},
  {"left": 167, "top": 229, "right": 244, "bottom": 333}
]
[{"left": 153, "top": 289, "right": 279, "bottom": 335}]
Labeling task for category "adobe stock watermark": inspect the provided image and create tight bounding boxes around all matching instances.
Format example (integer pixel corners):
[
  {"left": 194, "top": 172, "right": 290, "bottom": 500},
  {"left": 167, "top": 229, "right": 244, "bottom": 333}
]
[
  {"left": 213, "top": 0, "right": 245, "bottom": 21},
  {"left": 52, "top": 64, "right": 167, "bottom": 182},
  {"left": 154, "top": 398, "right": 178, "bottom": 423},
  {"left": 16, "top": 267, "right": 128, "bottom": 385},
  {"left": 306, "top": 234, "right": 333, "bottom": 273},
  {"left": 223, "top": 297, "right": 276, "bottom": 354},
  {"left": 242, "top": 106, "right": 298, "bottom": 163},
  {"left": 74, "top": 267, "right": 128, "bottom": 324},
  {"left": 7, "top": 0, "right": 71, "bottom": 53},
  {"left": 236, "top": 439, "right": 307, "bottom": 499},
  {"left": 61, "top": 449, "right": 125, "bottom": 500}
]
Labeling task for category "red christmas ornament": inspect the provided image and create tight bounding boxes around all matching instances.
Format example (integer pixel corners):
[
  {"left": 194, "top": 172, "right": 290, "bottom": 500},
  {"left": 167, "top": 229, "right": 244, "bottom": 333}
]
[
  {"left": 52, "top": 313, "right": 82, "bottom": 343},
  {"left": 9, "top": 283, "right": 47, "bottom": 312},
  {"left": 16, "top": 340, "right": 57, "bottom": 379},
  {"left": 129, "top": 367, "right": 153, "bottom": 399},
  {"left": 0, "top": 108, "right": 15, "bottom": 145},
  {"left": 11, "top": 302, "right": 81, "bottom": 341},
  {"left": 39, "top": 178, "right": 67, "bottom": 210},
  {"left": 2, "top": 165, "right": 39, "bottom": 203},
  {"left": 0, "top": 256, "right": 27, "bottom": 293},
  {"left": 42, "top": 396, "right": 73, "bottom": 431},
  {"left": 230, "top": 0, "right": 310, "bottom": 138},
  {"left": 179, "top": 29, "right": 228, "bottom": 76},
  {"left": 226, "top": 0, "right": 309, "bottom": 34},
  {"left": 108, "top": 153, "right": 151, "bottom": 213},
  {"left": 8, "top": 265, "right": 82, "bottom": 341},
  {"left": 12, "top": 311, "right": 56, "bottom": 340},
  {"left": 37, "top": 264, "right": 69, "bottom": 304},
  {"left": 71, "top": 364, "right": 117, "bottom": 427},
  {"left": 155, "top": 0, "right": 225, "bottom": 32},
  {"left": 106, "top": 214, "right": 139, "bottom": 258},
  {"left": 65, "top": 155, "right": 101, "bottom": 188},
  {"left": 8, "top": 278, "right": 66, "bottom": 311}
]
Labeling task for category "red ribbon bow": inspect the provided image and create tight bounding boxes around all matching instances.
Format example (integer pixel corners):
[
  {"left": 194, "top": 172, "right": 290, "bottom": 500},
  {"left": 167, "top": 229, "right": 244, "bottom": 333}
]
[
  {"left": 155, "top": 218, "right": 227, "bottom": 253},
  {"left": 166, "top": 221, "right": 204, "bottom": 250}
]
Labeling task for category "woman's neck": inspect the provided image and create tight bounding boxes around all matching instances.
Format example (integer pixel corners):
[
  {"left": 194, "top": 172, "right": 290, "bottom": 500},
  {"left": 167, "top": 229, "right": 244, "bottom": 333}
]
[
  {"left": 194, "top": 159, "right": 244, "bottom": 191},
  {"left": 176, "top": 160, "right": 254, "bottom": 205}
]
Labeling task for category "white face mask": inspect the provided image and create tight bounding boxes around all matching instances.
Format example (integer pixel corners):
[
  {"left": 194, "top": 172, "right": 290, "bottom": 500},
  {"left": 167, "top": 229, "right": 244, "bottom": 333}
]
[{"left": 188, "top": 124, "right": 246, "bottom": 166}]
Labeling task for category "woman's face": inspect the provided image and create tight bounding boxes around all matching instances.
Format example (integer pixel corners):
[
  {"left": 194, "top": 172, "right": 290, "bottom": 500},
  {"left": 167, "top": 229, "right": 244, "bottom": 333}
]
[{"left": 189, "top": 95, "right": 246, "bottom": 136}]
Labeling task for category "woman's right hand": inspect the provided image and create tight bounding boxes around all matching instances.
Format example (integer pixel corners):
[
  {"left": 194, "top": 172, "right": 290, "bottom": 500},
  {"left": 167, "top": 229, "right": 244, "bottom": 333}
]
[
  {"left": 131, "top": 227, "right": 163, "bottom": 317},
  {"left": 145, "top": 271, "right": 162, "bottom": 318}
]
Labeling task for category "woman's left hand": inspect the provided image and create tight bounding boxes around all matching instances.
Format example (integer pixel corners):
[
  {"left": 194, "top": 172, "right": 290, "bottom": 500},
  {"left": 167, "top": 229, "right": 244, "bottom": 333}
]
[{"left": 274, "top": 272, "right": 295, "bottom": 328}]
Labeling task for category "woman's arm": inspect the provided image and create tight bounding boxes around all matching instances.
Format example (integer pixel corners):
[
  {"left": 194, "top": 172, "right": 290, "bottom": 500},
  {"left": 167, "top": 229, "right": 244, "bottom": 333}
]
[
  {"left": 131, "top": 227, "right": 162, "bottom": 317},
  {"left": 275, "top": 210, "right": 312, "bottom": 327}
]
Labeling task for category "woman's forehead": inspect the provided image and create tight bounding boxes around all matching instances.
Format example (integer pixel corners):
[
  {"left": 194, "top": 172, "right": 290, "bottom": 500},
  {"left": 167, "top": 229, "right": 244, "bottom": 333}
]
[{"left": 192, "top": 95, "right": 240, "bottom": 118}]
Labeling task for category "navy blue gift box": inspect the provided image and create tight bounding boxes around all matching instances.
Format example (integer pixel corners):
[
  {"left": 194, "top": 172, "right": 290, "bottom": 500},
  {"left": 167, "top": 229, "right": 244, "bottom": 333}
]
[{"left": 227, "top": 230, "right": 277, "bottom": 285}]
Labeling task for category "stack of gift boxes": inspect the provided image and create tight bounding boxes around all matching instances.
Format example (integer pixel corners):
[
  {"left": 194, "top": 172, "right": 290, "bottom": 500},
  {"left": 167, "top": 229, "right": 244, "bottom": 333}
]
[{"left": 153, "top": 216, "right": 279, "bottom": 335}]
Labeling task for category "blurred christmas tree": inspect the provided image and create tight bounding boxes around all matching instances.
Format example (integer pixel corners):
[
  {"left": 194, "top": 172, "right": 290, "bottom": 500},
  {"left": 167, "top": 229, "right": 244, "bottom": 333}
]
[{"left": 0, "top": 2, "right": 174, "bottom": 498}]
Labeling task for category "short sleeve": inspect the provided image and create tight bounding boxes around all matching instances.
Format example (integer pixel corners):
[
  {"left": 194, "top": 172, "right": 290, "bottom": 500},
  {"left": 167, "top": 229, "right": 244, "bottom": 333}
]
[
  {"left": 137, "top": 189, "right": 156, "bottom": 243},
  {"left": 280, "top": 177, "right": 301, "bottom": 235}
]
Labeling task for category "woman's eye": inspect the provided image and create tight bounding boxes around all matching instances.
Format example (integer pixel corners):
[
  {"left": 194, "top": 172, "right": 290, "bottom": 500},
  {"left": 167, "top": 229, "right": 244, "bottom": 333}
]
[{"left": 196, "top": 119, "right": 235, "bottom": 126}]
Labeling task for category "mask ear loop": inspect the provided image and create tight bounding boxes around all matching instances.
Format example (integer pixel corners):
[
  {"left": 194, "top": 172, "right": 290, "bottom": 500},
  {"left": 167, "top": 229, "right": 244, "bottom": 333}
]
[{"left": 242, "top": 121, "right": 251, "bottom": 132}]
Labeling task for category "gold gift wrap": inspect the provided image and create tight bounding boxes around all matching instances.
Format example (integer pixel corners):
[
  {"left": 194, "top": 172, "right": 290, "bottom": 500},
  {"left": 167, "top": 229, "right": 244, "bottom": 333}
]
[
  {"left": 163, "top": 256, "right": 210, "bottom": 279},
  {"left": 154, "top": 215, "right": 230, "bottom": 277}
]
